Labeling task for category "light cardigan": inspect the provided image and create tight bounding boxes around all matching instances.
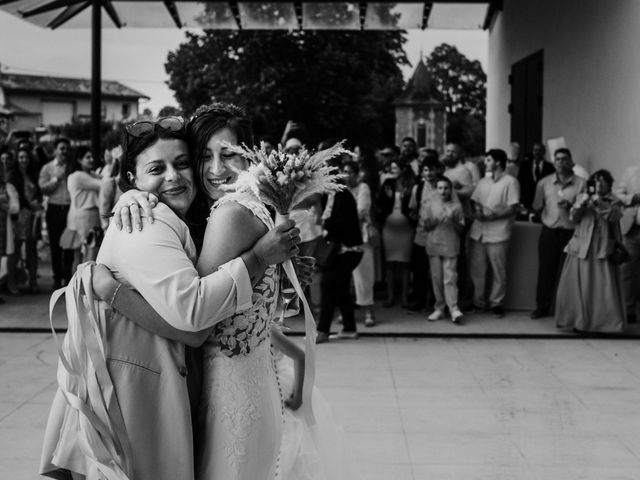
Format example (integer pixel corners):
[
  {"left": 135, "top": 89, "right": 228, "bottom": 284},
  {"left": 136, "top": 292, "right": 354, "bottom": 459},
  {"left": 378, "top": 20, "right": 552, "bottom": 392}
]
[{"left": 40, "top": 203, "right": 253, "bottom": 480}]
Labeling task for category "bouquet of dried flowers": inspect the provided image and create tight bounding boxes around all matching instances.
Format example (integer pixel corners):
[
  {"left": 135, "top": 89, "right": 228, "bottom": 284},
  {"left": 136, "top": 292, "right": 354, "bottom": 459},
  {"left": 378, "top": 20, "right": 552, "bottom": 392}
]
[{"left": 225, "top": 141, "right": 347, "bottom": 216}]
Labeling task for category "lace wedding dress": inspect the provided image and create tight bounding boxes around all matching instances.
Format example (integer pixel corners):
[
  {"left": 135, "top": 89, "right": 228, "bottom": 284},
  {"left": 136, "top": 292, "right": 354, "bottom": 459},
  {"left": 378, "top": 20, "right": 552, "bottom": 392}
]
[{"left": 195, "top": 193, "right": 284, "bottom": 480}]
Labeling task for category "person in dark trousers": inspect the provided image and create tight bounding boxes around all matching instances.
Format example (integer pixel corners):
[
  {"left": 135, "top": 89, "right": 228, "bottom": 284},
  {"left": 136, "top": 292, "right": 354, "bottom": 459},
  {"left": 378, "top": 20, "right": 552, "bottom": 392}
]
[
  {"left": 316, "top": 181, "right": 363, "bottom": 344},
  {"left": 38, "top": 137, "right": 74, "bottom": 289},
  {"left": 530, "top": 148, "right": 586, "bottom": 318}
]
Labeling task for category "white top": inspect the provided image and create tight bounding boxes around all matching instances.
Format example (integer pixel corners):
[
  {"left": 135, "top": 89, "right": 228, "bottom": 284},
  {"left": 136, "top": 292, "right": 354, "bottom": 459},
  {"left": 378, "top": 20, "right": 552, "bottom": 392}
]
[
  {"left": 97, "top": 203, "right": 253, "bottom": 332},
  {"left": 470, "top": 172, "right": 521, "bottom": 243},
  {"left": 67, "top": 171, "right": 101, "bottom": 210}
]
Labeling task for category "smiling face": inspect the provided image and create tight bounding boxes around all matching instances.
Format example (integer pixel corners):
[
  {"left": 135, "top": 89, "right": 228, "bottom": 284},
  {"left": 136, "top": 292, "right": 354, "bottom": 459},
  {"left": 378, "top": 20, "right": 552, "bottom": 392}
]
[
  {"left": 200, "top": 127, "right": 247, "bottom": 202},
  {"left": 17, "top": 150, "right": 30, "bottom": 172},
  {"left": 130, "top": 138, "right": 195, "bottom": 217},
  {"left": 78, "top": 151, "right": 94, "bottom": 172},
  {"left": 436, "top": 179, "right": 452, "bottom": 202}
]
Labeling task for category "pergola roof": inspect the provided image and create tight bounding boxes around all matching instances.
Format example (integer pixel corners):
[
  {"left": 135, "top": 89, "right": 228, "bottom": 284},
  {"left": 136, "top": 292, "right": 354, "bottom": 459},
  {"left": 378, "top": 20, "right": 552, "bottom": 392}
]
[{"left": 0, "top": 0, "right": 500, "bottom": 30}]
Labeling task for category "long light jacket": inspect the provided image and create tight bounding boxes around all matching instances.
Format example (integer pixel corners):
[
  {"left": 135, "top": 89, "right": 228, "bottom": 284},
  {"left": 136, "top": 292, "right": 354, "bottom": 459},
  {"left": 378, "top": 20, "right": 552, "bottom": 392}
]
[
  {"left": 40, "top": 204, "right": 253, "bottom": 480},
  {"left": 564, "top": 195, "right": 623, "bottom": 260}
]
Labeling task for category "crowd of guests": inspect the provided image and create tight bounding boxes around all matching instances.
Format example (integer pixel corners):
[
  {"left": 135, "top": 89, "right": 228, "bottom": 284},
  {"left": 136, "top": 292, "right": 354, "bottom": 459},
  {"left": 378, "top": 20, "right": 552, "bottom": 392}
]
[
  {"left": 0, "top": 135, "right": 122, "bottom": 303},
  {"left": 1, "top": 128, "right": 639, "bottom": 338},
  {"left": 299, "top": 136, "right": 640, "bottom": 339}
]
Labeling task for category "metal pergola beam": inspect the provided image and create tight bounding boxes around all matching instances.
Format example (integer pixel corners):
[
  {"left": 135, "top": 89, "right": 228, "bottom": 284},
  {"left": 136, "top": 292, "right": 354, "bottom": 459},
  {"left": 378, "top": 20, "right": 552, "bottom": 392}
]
[{"left": 48, "top": 0, "right": 90, "bottom": 29}]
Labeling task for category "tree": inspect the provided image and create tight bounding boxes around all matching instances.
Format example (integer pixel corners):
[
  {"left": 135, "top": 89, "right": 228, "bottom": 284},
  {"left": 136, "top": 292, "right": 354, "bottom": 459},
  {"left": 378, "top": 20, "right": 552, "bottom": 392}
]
[
  {"left": 165, "top": 24, "right": 409, "bottom": 148},
  {"left": 424, "top": 43, "right": 486, "bottom": 155},
  {"left": 158, "top": 105, "right": 182, "bottom": 118}
]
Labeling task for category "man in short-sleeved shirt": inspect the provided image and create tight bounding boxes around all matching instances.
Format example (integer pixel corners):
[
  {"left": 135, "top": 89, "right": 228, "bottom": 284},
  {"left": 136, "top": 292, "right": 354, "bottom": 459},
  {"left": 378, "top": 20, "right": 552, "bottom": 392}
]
[
  {"left": 530, "top": 148, "right": 586, "bottom": 319},
  {"left": 469, "top": 149, "right": 520, "bottom": 317}
]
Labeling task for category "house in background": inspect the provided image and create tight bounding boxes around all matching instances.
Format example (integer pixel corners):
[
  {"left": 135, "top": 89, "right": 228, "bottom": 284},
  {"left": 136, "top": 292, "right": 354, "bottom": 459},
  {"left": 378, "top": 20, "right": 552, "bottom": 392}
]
[
  {"left": 486, "top": 0, "right": 640, "bottom": 181},
  {"left": 0, "top": 72, "right": 149, "bottom": 132}
]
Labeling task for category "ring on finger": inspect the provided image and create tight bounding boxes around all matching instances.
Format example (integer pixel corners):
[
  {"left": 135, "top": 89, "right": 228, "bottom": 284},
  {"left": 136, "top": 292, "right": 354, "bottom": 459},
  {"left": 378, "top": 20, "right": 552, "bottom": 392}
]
[{"left": 128, "top": 202, "right": 138, "bottom": 207}]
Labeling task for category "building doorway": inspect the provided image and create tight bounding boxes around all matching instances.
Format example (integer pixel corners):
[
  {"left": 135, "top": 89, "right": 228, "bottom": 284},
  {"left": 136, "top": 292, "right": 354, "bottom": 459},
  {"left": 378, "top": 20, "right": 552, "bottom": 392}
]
[{"left": 510, "top": 50, "right": 543, "bottom": 158}]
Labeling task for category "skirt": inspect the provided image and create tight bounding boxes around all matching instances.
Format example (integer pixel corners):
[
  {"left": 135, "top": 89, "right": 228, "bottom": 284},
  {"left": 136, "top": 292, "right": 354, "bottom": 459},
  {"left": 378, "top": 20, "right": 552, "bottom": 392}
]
[
  {"left": 555, "top": 253, "right": 626, "bottom": 332},
  {"left": 60, "top": 208, "right": 101, "bottom": 250}
]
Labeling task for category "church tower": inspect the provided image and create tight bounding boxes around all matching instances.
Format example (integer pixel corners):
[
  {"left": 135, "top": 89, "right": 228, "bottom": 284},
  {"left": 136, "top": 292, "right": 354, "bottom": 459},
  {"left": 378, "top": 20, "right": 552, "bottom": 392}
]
[{"left": 395, "top": 58, "right": 446, "bottom": 152}]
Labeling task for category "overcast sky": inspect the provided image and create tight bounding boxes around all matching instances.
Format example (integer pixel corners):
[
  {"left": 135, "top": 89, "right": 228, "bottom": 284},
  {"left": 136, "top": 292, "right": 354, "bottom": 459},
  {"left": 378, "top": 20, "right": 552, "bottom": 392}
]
[{"left": 0, "top": 11, "right": 487, "bottom": 115}]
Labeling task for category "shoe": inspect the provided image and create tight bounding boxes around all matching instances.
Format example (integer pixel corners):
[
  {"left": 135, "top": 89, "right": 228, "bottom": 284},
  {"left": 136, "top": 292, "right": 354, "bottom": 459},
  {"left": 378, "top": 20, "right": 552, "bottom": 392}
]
[
  {"left": 492, "top": 306, "right": 505, "bottom": 318},
  {"left": 428, "top": 310, "right": 444, "bottom": 321},
  {"left": 329, "top": 330, "right": 359, "bottom": 340},
  {"left": 364, "top": 313, "right": 377, "bottom": 327},
  {"left": 382, "top": 299, "right": 395, "bottom": 308},
  {"left": 316, "top": 332, "right": 330, "bottom": 344},
  {"left": 6, "top": 286, "right": 20, "bottom": 296},
  {"left": 530, "top": 309, "right": 548, "bottom": 319},
  {"left": 407, "top": 302, "right": 425, "bottom": 312},
  {"left": 451, "top": 309, "right": 464, "bottom": 324}
]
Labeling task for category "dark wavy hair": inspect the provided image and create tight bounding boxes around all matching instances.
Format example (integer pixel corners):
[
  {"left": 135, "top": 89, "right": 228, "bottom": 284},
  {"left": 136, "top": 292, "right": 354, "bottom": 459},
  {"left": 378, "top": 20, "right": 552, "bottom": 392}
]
[
  {"left": 118, "top": 118, "right": 188, "bottom": 193},
  {"left": 188, "top": 102, "right": 254, "bottom": 196}
]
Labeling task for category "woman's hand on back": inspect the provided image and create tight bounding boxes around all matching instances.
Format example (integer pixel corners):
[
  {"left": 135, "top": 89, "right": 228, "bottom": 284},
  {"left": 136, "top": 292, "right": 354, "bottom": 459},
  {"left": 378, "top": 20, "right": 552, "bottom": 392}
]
[
  {"left": 112, "top": 190, "right": 159, "bottom": 232},
  {"left": 252, "top": 220, "right": 301, "bottom": 266}
]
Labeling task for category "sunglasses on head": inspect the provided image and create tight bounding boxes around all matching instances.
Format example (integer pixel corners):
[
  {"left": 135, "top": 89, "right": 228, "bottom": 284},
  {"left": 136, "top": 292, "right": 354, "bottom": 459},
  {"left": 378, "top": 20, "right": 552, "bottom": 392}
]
[{"left": 125, "top": 116, "right": 186, "bottom": 139}]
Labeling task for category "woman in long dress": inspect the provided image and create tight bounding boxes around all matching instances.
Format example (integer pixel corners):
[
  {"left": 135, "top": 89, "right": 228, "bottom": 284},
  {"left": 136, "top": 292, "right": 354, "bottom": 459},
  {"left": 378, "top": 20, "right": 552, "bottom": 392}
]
[
  {"left": 376, "top": 161, "right": 416, "bottom": 308},
  {"left": 40, "top": 115, "right": 299, "bottom": 480},
  {"left": 555, "top": 169, "right": 626, "bottom": 333}
]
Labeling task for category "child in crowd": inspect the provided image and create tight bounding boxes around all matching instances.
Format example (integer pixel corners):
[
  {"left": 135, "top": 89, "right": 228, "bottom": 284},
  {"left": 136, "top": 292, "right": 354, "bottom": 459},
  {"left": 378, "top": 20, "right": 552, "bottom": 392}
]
[{"left": 424, "top": 176, "right": 465, "bottom": 323}]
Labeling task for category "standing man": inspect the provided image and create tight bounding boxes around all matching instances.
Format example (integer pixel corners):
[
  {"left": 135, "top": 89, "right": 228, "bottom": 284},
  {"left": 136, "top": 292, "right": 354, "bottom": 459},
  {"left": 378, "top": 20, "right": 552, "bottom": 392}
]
[
  {"left": 469, "top": 149, "right": 520, "bottom": 317},
  {"left": 400, "top": 137, "right": 420, "bottom": 176},
  {"left": 518, "top": 142, "right": 555, "bottom": 210},
  {"left": 444, "top": 142, "right": 475, "bottom": 308},
  {"left": 617, "top": 165, "right": 640, "bottom": 323},
  {"left": 530, "top": 148, "right": 586, "bottom": 319},
  {"left": 38, "top": 137, "right": 73, "bottom": 289}
]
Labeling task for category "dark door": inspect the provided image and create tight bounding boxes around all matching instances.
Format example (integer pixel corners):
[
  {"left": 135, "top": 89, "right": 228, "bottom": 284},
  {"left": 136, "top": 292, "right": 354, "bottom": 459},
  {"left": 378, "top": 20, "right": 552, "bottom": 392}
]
[{"left": 510, "top": 50, "right": 543, "bottom": 158}]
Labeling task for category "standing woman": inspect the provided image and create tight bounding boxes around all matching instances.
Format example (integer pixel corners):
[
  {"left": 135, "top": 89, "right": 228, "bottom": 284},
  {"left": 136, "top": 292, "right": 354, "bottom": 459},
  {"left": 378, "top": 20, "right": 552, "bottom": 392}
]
[
  {"left": 0, "top": 149, "right": 20, "bottom": 297},
  {"left": 7, "top": 147, "right": 43, "bottom": 293},
  {"left": 555, "top": 169, "right": 626, "bottom": 333},
  {"left": 344, "top": 160, "right": 377, "bottom": 326},
  {"left": 60, "top": 146, "right": 102, "bottom": 263},
  {"left": 316, "top": 157, "right": 363, "bottom": 344},
  {"left": 376, "top": 160, "right": 416, "bottom": 308}
]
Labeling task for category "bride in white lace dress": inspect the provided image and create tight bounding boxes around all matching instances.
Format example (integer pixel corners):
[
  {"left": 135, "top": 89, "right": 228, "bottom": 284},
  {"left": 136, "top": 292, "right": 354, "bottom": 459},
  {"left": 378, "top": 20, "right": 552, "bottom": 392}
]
[
  {"left": 195, "top": 190, "right": 284, "bottom": 480},
  {"left": 189, "top": 105, "right": 288, "bottom": 480}
]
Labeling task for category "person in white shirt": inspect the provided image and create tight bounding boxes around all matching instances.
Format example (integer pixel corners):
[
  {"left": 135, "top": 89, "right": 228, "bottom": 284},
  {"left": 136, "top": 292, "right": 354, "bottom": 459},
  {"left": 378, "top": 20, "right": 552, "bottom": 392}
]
[{"left": 469, "top": 149, "right": 521, "bottom": 318}]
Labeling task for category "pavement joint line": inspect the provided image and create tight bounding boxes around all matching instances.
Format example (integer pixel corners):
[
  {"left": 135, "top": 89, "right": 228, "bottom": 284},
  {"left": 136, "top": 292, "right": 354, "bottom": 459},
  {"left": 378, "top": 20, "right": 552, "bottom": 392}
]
[{"left": 4, "top": 327, "right": 640, "bottom": 340}]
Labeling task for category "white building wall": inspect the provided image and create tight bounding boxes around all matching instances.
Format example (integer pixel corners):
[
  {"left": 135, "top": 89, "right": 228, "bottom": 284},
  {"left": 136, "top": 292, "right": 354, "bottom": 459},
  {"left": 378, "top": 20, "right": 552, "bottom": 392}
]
[{"left": 487, "top": 0, "right": 640, "bottom": 181}]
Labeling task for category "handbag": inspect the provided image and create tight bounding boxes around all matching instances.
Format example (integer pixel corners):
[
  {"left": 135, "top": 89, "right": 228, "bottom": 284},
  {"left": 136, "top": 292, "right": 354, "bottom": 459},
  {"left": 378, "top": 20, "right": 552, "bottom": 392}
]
[
  {"left": 314, "top": 237, "right": 340, "bottom": 269},
  {"left": 609, "top": 223, "right": 631, "bottom": 266}
]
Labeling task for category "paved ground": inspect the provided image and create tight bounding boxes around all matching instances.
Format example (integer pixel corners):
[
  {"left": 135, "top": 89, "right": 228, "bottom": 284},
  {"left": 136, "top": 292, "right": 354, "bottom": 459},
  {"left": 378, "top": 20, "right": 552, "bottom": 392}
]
[{"left": 2, "top": 333, "right": 640, "bottom": 480}]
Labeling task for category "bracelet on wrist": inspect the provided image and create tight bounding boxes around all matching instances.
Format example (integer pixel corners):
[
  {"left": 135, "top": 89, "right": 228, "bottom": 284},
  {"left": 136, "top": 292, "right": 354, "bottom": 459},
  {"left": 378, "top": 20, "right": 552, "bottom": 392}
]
[{"left": 108, "top": 282, "right": 122, "bottom": 308}]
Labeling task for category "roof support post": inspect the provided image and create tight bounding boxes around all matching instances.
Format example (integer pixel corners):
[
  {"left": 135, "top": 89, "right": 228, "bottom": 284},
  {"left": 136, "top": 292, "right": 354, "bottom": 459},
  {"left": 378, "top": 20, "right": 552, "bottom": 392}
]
[{"left": 91, "top": 0, "right": 101, "bottom": 163}]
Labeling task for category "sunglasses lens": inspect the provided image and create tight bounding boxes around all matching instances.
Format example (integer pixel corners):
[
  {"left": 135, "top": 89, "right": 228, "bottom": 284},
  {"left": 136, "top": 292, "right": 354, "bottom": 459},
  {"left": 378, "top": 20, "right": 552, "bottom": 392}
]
[
  {"left": 127, "top": 121, "right": 155, "bottom": 138},
  {"left": 157, "top": 116, "right": 184, "bottom": 132}
]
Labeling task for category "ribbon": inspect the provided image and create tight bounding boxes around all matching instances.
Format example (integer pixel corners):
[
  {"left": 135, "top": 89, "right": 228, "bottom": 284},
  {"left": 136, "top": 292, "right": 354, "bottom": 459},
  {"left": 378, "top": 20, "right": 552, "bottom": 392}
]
[
  {"left": 49, "top": 263, "right": 133, "bottom": 480},
  {"left": 276, "top": 213, "right": 317, "bottom": 426}
]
